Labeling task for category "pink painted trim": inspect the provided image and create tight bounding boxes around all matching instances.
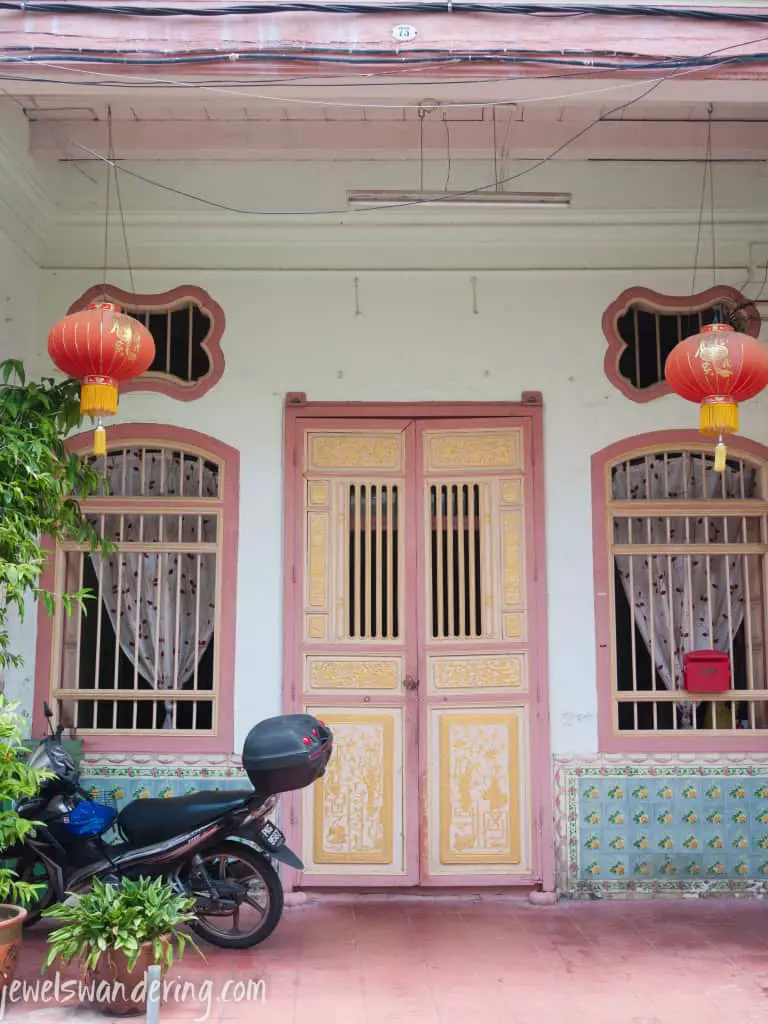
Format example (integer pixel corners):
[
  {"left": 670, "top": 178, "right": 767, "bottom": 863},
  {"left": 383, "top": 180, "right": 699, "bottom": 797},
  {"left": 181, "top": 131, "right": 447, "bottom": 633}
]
[
  {"left": 67, "top": 284, "right": 226, "bottom": 402},
  {"left": 602, "top": 286, "right": 759, "bottom": 403},
  {"left": 32, "top": 423, "right": 239, "bottom": 756},
  {"left": 283, "top": 399, "right": 553, "bottom": 892},
  {"left": 592, "top": 428, "right": 768, "bottom": 755}
]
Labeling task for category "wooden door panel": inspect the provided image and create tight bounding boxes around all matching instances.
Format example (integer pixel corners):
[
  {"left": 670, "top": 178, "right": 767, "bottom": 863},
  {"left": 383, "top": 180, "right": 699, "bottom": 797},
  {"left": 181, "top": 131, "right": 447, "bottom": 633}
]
[
  {"left": 302, "top": 707, "right": 406, "bottom": 874},
  {"left": 418, "top": 423, "right": 535, "bottom": 884},
  {"left": 426, "top": 706, "right": 531, "bottom": 878},
  {"left": 298, "top": 422, "right": 417, "bottom": 885}
]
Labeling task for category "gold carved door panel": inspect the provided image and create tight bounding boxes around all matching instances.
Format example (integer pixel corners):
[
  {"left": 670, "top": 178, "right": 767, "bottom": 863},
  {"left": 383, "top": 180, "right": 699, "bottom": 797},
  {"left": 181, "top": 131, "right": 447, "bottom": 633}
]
[
  {"left": 418, "top": 424, "right": 533, "bottom": 881},
  {"left": 298, "top": 423, "right": 418, "bottom": 883},
  {"left": 294, "top": 418, "right": 537, "bottom": 886}
]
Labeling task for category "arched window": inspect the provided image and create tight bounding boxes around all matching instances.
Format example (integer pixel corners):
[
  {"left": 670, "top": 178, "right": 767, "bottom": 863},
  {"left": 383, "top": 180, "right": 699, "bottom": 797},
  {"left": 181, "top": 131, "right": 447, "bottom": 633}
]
[
  {"left": 593, "top": 433, "right": 768, "bottom": 752},
  {"left": 35, "top": 426, "right": 238, "bottom": 754}
]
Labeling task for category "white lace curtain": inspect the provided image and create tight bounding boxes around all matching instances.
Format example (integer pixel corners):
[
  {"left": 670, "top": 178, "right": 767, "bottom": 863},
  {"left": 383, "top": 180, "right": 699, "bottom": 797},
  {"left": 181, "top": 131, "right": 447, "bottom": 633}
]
[
  {"left": 613, "top": 455, "right": 748, "bottom": 728},
  {"left": 91, "top": 449, "right": 217, "bottom": 729}
]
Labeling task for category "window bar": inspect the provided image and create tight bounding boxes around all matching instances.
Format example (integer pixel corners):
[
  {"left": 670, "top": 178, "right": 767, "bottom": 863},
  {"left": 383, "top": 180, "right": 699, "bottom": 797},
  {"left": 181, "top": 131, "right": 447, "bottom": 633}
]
[
  {"left": 723, "top": 552, "right": 737, "bottom": 730},
  {"left": 633, "top": 307, "right": 641, "bottom": 388},
  {"left": 193, "top": 552, "right": 202, "bottom": 695},
  {"left": 140, "top": 447, "right": 148, "bottom": 497},
  {"left": 354, "top": 486, "right": 362, "bottom": 638},
  {"left": 667, "top": 548, "right": 678, "bottom": 727},
  {"left": 363, "top": 485, "right": 371, "bottom": 638},
  {"left": 468, "top": 484, "right": 478, "bottom": 638},
  {"left": 436, "top": 485, "right": 445, "bottom": 638},
  {"left": 112, "top": 515, "right": 125, "bottom": 692},
  {"left": 375, "top": 485, "right": 383, "bottom": 640},
  {"left": 92, "top": 519, "right": 106, "bottom": 692},
  {"left": 74, "top": 552, "right": 84, "bottom": 704},
  {"left": 744, "top": 552, "right": 756, "bottom": 730},
  {"left": 447, "top": 485, "right": 456, "bottom": 637},
  {"left": 628, "top": 533, "right": 638, "bottom": 731},
  {"left": 152, "top": 552, "right": 163, "bottom": 692},
  {"left": 172, "top": 550, "right": 183, "bottom": 731},
  {"left": 654, "top": 313, "right": 663, "bottom": 386},
  {"left": 120, "top": 448, "right": 128, "bottom": 496},
  {"left": 457, "top": 484, "right": 467, "bottom": 638},
  {"left": 387, "top": 486, "right": 395, "bottom": 640},
  {"left": 187, "top": 304, "right": 194, "bottom": 382},
  {"left": 178, "top": 452, "right": 185, "bottom": 501},
  {"left": 165, "top": 309, "right": 172, "bottom": 374}
]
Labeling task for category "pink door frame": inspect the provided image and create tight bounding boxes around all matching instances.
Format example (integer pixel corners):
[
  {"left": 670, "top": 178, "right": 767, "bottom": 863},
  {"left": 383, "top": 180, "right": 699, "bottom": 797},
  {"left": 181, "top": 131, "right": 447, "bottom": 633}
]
[{"left": 281, "top": 394, "right": 554, "bottom": 893}]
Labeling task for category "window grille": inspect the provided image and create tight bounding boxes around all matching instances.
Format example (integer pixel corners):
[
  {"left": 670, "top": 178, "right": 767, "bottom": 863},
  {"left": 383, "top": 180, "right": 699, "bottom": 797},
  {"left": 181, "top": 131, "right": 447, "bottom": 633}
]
[{"left": 608, "top": 448, "right": 768, "bottom": 735}]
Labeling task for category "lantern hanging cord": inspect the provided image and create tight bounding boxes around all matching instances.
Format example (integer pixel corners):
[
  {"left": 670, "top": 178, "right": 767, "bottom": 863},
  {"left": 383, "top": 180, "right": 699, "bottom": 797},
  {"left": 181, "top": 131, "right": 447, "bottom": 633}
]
[
  {"left": 108, "top": 106, "right": 136, "bottom": 294},
  {"left": 101, "top": 113, "right": 111, "bottom": 288},
  {"left": 707, "top": 105, "right": 717, "bottom": 295}
]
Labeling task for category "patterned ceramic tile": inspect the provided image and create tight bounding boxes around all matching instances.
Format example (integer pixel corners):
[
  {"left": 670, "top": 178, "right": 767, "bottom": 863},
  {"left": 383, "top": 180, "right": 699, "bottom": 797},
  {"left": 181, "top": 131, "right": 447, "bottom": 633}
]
[{"left": 554, "top": 754, "right": 768, "bottom": 897}]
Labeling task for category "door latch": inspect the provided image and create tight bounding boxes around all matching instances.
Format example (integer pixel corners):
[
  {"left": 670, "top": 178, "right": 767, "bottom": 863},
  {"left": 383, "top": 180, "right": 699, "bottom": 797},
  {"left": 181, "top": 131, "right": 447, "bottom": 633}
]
[{"left": 403, "top": 676, "right": 419, "bottom": 691}]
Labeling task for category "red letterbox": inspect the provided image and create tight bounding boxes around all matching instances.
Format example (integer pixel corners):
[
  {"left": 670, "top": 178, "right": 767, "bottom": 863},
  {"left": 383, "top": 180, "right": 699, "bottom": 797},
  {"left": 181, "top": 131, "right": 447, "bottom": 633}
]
[{"left": 682, "top": 651, "right": 731, "bottom": 693}]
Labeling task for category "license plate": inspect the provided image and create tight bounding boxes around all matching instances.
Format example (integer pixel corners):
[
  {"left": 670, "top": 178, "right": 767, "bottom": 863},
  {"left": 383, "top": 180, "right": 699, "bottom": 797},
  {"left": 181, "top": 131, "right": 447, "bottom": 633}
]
[{"left": 257, "top": 820, "right": 285, "bottom": 851}]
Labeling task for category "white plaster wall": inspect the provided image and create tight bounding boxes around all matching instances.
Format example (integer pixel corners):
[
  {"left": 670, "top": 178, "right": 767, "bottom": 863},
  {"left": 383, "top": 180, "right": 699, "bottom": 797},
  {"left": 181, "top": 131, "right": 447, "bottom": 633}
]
[
  {"left": 24, "top": 263, "right": 768, "bottom": 756},
  {"left": 4, "top": 154, "right": 768, "bottom": 756}
]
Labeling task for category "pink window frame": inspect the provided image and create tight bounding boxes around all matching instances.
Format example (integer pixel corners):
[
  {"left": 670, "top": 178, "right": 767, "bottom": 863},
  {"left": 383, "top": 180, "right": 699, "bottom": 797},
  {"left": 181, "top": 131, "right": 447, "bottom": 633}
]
[
  {"left": 67, "top": 284, "right": 226, "bottom": 402},
  {"left": 602, "top": 285, "right": 759, "bottom": 403},
  {"left": 32, "top": 423, "right": 239, "bottom": 755},
  {"left": 593, "top": 428, "right": 768, "bottom": 754}
]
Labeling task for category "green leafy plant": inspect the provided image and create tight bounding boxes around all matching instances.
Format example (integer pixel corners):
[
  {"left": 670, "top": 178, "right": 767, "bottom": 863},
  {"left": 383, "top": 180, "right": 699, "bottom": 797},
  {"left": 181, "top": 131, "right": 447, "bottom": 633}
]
[
  {"left": 0, "top": 358, "right": 105, "bottom": 671},
  {"left": 0, "top": 697, "right": 52, "bottom": 906},
  {"left": 43, "top": 876, "right": 201, "bottom": 973}
]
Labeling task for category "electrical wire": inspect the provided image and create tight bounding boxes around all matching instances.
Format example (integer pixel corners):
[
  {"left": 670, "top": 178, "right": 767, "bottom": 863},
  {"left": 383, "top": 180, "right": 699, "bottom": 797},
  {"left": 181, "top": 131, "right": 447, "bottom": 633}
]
[
  {"left": 3, "top": 2, "right": 768, "bottom": 23},
  {"left": 43, "top": 62, "right": 708, "bottom": 217}
]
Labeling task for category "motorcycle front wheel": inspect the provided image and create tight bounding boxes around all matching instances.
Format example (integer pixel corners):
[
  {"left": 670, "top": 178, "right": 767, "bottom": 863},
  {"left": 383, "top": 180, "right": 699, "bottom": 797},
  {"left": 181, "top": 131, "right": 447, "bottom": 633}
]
[
  {"left": 15, "top": 854, "right": 55, "bottom": 926},
  {"left": 188, "top": 840, "right": 284, "bottom": 949}
]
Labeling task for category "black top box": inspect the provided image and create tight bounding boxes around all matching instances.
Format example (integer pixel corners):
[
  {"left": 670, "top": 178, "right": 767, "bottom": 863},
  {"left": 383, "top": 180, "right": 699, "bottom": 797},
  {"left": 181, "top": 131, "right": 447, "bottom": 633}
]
[{"left": 242, "top": 714, "right": 333, "bottom": 796}]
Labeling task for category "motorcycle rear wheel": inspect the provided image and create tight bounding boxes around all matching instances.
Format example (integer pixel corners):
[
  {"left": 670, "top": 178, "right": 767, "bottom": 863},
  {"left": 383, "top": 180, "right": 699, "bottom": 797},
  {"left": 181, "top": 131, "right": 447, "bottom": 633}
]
[{"left": 189, "top": 840, "right": 284, "bottom": 949}]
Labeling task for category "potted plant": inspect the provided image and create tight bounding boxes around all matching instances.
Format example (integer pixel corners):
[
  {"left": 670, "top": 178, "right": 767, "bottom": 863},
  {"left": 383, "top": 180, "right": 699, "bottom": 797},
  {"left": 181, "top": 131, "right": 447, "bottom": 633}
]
[
  {"left": 44, "top": 876, "right": 200, "bottom": 1016},
  {"left": 0, "top": 359, "right": 105, "bottom": 950},
  {"left": 0, "top": 696, "right": 53, "bottom": 989}
]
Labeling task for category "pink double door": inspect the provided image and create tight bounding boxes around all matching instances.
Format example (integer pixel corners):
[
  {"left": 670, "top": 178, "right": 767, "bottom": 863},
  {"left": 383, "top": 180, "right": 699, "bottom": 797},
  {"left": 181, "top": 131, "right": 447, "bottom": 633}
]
[{"left": 283, "top": 406, "right": 551, "bottom": 888}]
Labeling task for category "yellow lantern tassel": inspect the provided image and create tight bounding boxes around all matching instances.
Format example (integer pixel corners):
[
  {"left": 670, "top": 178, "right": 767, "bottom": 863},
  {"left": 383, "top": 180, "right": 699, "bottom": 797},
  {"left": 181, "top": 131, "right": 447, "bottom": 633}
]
[
  {"left": 699, "top": 397, "right": 738, "bottom": 436},
  {"left": 80, "top": 375, "right": 118, "bottom": 418},
  {"left": 714, "top": 438, "right": 727, "bottom": 473},
  {"left": 93, "top": 424, "right": 106, "bottom": 457}
]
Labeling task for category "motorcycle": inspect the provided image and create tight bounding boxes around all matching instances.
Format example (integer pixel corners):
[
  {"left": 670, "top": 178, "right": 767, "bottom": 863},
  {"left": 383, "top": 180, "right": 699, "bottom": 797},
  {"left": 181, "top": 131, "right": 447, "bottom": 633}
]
[{"left": 5, "top": 703, "right": 332, "bottom": 948}]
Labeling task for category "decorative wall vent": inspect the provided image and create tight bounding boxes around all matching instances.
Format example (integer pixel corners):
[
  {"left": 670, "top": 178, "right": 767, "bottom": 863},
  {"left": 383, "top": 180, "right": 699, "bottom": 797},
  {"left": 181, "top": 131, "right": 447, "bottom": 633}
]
[
  {"left": 602, "top": 286, "right": 759, "bottom": 403},
  {"left": 67, "top": 285, "right": 225, "bottom": 402}
]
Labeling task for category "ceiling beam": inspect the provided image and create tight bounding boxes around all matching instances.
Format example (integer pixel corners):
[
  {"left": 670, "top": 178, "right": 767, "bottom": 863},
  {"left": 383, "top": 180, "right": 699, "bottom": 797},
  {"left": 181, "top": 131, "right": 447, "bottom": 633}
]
[{"left": 30, "top": 116, "right": 768, "bottom": 162}]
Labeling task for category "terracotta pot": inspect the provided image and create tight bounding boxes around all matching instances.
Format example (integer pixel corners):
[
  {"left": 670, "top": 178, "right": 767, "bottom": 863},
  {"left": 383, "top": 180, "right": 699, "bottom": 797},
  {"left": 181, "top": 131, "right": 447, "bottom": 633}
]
[
  {"left": 0, "top": 904, "right": 26, "bottom": 992},
  {"left": 91, "top": 938, "right": 168, "bottom": 1017}
]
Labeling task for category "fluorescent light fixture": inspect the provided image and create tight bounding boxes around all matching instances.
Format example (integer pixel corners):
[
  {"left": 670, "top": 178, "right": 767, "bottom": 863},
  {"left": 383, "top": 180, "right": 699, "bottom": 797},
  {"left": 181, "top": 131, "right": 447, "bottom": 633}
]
[{"left": 346, "top": 189, "right": 572, "bottom": 209}]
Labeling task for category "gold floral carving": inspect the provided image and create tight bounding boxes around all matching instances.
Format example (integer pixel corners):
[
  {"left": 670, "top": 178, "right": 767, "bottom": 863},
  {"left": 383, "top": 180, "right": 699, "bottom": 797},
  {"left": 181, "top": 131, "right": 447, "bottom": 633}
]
[
  {"left": 307, "top": 615, "right": 327, "bottom": 640},
  {"left": 312, "top": 713, "right": 394, "bottom": 864},
  {"left": 439, "top": 713, "right": 521, "bottom": 865},
  {"left": 308, "top": 433, "right": 402, "bottom": 471},
  {"left": 307, "top": 481, "right": 330, "bottom": 507},
  {"left": 307, "top": 658, "right": 401, "bottom": 691},
  {"left": 501, "top": 479, "right": 523, "bottom": 505},
  {"left": 425, "top": 431, "right": 522, "bottom": 472},
  {"left": 502, "top": 509, "right": 524, "bottom": 608},
  {"left": 503, "top": 613, "right": 525, "bottom": 641},
  {"left": 431, "top": 655, "right": 524, "bottom": 691},
  {"left": 307, "top": 513, "right": 328, "bottom": 608}
]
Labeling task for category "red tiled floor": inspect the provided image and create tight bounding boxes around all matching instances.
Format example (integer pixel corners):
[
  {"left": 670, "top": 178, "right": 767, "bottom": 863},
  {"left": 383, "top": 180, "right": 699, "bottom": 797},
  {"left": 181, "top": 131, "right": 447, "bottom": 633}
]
[{"left": 5, "top": 896, "right": 768, "bottom": 1024}]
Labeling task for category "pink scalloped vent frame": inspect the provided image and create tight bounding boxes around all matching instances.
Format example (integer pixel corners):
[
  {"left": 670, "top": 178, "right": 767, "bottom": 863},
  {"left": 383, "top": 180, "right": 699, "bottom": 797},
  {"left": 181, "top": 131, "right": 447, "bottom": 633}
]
[
  {"left": 602, "top": 285, "right": 760, "bottom": 403},
  {"left": 67, "top": 284, "right": 226, "bottom": 402}
]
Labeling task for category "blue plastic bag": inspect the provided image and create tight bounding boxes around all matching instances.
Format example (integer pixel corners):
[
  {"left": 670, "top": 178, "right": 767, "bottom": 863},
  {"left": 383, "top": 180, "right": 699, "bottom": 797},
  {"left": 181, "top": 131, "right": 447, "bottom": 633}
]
[{"left": 62, "top": 800, "right": 117, "bottom": 837}]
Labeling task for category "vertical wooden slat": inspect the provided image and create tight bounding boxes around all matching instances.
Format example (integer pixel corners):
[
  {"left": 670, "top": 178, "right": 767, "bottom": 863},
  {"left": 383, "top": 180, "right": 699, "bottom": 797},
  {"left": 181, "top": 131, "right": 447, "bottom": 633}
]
[
  {"left": 193, "top": 553, "right": 202, "bottom": 693},
  {"left": 152, "top": 552, "right": 163, "bottom": 690},
  {"left": 723, "top": 551, "right": 736, "bottom": 730},
  {"left": 436, "top": 485, "right": 444, "bottom": 638},
  {"left": 93, "top": 516, "right": 106, "bottom": 694},
  {"left": 187, "top": 304, "right": 194, "bottom": 382},
  {"left": 633, "top": 307, "right": 641, "bottom": 387},
  {"left": 468, "top": 484, "right": 478, "bottom": 637},
  {"left": 385, "top": 486, "right": 393, "bottom": 639},
  {"left": 354, "top": 485, "right": 362, "bottom": 638},
  {"left": 365, "top": 484, "right": 372, "bottom": 638},
  {"left": 112, "top": 515, "right": 125, "bottom": 692},
  {"left": 654, "top": 313, "right": 662, "bottom": 386},
  {"left": 457, "top": 484, "right": 467, "bottom": 638},
  {"left": 446, "top": 484, "right": 455, "bottom": 638},
  {"left": 166, "top": 309, "right": 172, "bottom": 374},
  {"left": 376, "top": 484, "right": 383, "bottom": 639}
]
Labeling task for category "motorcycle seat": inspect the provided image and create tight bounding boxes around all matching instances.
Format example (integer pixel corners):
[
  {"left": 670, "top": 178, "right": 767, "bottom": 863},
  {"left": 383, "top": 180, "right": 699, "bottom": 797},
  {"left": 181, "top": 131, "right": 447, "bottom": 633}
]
[{"left": 117, "top": 789, "right": 255, "bottom": 847}]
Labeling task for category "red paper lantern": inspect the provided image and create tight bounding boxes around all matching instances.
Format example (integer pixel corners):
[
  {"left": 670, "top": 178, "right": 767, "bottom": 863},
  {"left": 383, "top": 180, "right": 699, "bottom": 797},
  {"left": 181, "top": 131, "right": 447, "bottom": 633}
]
[
  {"left": 48, "top": 302, "right": 155, "bottom": 454},
  {"left": 664, "top": 322, "right": 768, "bottom": 471}
]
